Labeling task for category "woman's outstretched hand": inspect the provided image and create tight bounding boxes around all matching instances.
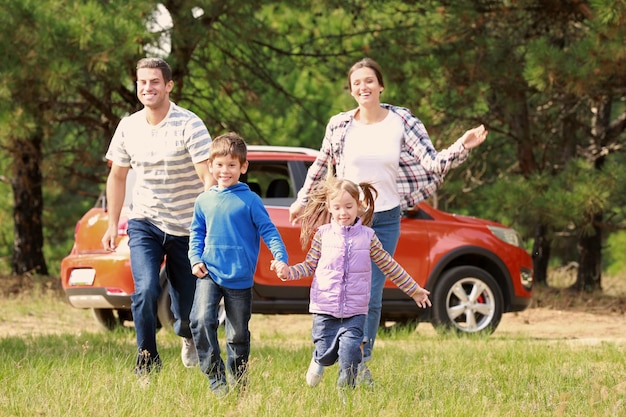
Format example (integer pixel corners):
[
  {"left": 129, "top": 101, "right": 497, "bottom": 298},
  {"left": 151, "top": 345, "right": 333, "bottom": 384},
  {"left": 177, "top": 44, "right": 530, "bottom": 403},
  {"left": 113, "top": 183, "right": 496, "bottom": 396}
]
[{"left": 461, "top": 124, "right": 488, "bottom": 149}]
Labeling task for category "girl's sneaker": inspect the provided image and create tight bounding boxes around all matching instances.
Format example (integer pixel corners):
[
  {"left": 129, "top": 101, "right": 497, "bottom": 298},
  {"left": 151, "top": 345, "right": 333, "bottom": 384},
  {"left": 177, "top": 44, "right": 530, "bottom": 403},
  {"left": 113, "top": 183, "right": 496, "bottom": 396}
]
[
  {"left": 305, "top": 357, "right": 324, "bottom": 387},
  {"left": 356, "top": 362, "right": 373, "bottom": 386}
]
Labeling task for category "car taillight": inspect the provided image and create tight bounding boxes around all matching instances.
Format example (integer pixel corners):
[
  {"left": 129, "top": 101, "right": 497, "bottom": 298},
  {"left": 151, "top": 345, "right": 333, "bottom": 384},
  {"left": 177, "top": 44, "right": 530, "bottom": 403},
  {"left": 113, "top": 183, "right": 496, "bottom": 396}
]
[{"left": 105, "top": 287, "right": 129, "bottom": 295}]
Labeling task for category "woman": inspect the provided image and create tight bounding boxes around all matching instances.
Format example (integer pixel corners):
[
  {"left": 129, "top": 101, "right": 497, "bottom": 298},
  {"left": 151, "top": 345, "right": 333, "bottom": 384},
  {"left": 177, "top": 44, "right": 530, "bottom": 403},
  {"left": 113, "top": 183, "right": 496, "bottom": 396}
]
[{"left": 289, "top": 57, "right": 487, "bottom": 384}]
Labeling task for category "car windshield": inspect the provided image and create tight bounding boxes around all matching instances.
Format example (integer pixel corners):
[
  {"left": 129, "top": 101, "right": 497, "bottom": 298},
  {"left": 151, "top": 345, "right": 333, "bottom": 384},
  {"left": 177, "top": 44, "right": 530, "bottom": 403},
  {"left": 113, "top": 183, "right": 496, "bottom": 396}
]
[{"left": 96, "top": 169, "right": 137, "bottom": 209}]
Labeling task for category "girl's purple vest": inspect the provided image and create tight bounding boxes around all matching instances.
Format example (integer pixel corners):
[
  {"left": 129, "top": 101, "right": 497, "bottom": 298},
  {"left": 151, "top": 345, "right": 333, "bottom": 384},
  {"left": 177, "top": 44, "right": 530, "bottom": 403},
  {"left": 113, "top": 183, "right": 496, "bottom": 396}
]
[{"left": 309, "top": 219, "right": 374, "bottom": 318}]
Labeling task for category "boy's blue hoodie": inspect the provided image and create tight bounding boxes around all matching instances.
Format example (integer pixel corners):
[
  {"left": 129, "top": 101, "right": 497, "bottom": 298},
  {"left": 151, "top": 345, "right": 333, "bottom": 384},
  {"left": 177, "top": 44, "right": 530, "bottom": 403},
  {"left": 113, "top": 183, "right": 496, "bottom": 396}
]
[{"left": 188, "top": 182, "right": 288, "bottom": 289}]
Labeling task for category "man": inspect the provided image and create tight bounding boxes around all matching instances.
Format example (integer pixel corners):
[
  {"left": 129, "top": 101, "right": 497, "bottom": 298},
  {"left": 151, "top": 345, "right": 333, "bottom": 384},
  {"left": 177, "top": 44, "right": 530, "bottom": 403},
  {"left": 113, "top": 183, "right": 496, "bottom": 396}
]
[{"left": 102, "top": 57, "right": 214, "bottom": 374}]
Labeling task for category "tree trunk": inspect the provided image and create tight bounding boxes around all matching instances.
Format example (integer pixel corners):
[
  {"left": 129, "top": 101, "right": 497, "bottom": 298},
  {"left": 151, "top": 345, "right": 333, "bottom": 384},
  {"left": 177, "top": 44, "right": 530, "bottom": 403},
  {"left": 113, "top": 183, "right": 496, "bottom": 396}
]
[
  {"left": 531, "top": 223, "right": 551, "bottom": 285},
  {"left": 507, "top": 91, "right": 551, "bottom": 285},
  {"left": 574, "top": 213, "right": 602, "bottom": 292},
  {"left": 572, "top": 96, "right": 611, "bottom": 292},
  {"left": 573, "top": 182, "right": 603, "bottom": 292},
  {"left": 11, "top": 132, "right": 48, "bottom": 275}
]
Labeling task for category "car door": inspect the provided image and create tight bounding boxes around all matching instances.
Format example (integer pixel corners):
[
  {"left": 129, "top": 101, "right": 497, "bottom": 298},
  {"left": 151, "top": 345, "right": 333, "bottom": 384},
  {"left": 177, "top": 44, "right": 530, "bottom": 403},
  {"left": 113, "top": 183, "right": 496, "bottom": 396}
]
[{"left": 244, "top": 158, "right": 312, "bottom": 309}]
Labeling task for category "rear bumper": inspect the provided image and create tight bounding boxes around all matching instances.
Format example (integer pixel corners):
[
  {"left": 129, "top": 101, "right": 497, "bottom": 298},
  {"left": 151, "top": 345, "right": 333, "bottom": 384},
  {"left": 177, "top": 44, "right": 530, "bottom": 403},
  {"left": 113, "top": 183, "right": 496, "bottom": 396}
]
[
  {"left": 61, "top": 252, "right": 135, "bottom": 310},
  {"left": 64, "top": 287, "right": 132, "bottom": 310}
]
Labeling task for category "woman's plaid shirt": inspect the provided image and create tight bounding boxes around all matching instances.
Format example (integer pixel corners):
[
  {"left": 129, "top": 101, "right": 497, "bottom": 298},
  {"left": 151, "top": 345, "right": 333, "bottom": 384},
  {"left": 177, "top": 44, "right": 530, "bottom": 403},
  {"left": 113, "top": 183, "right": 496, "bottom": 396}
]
[{"left": 296, "top": 104, "right": 469, "bottom": 210}]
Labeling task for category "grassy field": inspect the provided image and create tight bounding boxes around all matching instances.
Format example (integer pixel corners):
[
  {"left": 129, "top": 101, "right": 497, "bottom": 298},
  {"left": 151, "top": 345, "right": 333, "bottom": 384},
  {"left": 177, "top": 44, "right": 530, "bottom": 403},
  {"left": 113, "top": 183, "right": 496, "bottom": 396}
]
[
  {"left": 0, "top": 275, "right": 625, "bottom": 417},
  {"left": 1, "top": 304, "right": 625, "bottom": 415},
  {"left": 1, "top": 322, "right": 625, "bottom": 417}
]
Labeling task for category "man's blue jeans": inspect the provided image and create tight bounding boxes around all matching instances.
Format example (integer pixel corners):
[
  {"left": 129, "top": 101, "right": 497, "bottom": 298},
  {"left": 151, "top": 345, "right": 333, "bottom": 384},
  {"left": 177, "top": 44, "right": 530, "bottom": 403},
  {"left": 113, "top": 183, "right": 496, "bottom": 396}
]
[
  {"left": 363, "top": 206, "right": 401, "bottom": 362},
  {"left": 127, "top": 219, "right": 196, "bottom": 368},
  {"left": 191, "top": 276, "right": 252, "bottom": 389}
]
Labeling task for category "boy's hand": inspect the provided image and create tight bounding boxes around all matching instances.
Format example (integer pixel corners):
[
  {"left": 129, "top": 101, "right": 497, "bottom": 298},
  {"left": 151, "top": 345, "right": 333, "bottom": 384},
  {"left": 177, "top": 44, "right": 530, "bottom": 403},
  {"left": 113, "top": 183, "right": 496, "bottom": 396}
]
[
  {"left": 192, "top": 262, "right": 208, "bottom": 278},
  {"left": 270, "top": 260, "right": 290, "bottom": 281},
  {"left": 412, "top": 287, "right": 432, "bottom": 308}
]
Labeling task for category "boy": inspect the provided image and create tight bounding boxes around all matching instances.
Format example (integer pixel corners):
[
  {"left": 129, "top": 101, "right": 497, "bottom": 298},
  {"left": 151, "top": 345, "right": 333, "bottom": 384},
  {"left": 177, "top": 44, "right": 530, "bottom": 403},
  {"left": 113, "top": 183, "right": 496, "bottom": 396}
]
[{"left": 188, "top": 132, "right": 288, "bottom": 396}]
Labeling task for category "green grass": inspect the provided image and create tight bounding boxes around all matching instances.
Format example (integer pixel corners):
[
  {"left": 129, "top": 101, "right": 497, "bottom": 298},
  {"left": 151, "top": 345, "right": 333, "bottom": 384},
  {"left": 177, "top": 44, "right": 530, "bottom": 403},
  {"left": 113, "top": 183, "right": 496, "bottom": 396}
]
[
  {"left": 1, "top": 276, "right": 625, "bottom": 417},
  {"left": 1, "top": 317, "right": 625, "bottom": 416}
]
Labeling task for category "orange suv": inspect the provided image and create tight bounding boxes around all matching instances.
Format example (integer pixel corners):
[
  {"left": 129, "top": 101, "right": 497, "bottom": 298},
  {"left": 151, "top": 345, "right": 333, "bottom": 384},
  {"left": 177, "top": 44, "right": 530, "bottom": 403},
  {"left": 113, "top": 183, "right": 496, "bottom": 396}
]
[{"left": 61, "top": 146, "right": 533, "bottom": 334}]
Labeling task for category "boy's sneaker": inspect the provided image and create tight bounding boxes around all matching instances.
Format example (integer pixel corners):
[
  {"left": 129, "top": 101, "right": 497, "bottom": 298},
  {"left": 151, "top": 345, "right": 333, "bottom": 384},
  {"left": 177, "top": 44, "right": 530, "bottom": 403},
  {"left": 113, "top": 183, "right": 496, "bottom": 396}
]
[
  {"left": 305, "top": 357, "right": 324, "bottom": 387},
  {"left": 133, "top": 356, "right": 161, "bottom": 388},
  {"left": 356, "top": 362, "right": 374, "bottom": 386},
  {"left": 134, "top": 355, "right": 162, "bottom": 376},
  {"left": 211, "top": 382, "right": 229, "bottom": 398},
  {"left": 210, "top": 376, "right": 229, "bottom": 397},
  {"left": 181, "top": 337, "right": 199, "bottom": 368}
]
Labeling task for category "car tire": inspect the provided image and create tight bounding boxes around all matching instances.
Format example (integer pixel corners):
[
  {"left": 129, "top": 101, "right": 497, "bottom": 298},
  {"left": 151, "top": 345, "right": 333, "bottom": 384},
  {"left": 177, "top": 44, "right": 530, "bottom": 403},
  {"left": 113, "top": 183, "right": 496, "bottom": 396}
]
[
  {"left": 217, "top": 302, "right": 226, "bottom": 326},
  {"left": 92, "top": 308, "right": 124, "bottom": 331},
  {"left": 157, "top": 272, "right": 226, "bottom": 329},
  {"left": 431, "top": 266, "right": 503, "bottom": 335},
  {"left": 157, "top": 276, "right": 176, "bottom": 329}
]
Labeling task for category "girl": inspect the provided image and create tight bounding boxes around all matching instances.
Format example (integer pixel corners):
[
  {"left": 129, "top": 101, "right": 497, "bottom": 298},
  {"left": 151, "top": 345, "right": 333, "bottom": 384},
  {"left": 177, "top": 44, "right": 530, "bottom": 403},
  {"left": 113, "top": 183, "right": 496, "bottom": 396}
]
[{"left": 272, "top": 177, "right": 430, "bottom": 388}]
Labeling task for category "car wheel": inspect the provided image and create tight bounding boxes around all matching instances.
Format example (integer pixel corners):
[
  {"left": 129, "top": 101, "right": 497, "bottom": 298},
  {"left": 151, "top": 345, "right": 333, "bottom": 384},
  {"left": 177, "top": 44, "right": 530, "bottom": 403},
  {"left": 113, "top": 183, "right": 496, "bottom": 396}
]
[
  {"left": 157, "top": 279, "right": 175, "bottom": 329},
  {"left": 157, "top": 273, "right": 226, "bottom": 329},
  {"left": 431, "top": 266, "right": 503, "bottom": 335},
  {"left": 117, "top": 309, "right": 133, "bottom": 323},
  {"left": 92, "top": 308, "right": 124, "bottom": 331},
  {"left": 217, "top": 302, "right": 226, "bottom": 326}
]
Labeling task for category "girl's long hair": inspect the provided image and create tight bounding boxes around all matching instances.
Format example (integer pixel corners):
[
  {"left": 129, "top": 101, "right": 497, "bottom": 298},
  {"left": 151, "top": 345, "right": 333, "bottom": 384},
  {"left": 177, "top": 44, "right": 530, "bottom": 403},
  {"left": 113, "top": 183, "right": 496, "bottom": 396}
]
[{"left": 298, "top": 174, "right": 377, "bottom": 249}]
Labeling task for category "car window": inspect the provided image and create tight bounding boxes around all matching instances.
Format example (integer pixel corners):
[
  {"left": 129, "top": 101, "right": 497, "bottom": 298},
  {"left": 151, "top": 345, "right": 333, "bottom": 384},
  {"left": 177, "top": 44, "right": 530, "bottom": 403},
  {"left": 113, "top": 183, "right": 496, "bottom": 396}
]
[
  {"left": 123, "top": 169, "right": 136, "bottom": 206},
  {"left": 96, "top": 169, "right": 137, "bottom": 209},
  {"left": 404, "top": 207, "right": 433, "bottom": 220},
  {"left": 245, "top": 161, "right": 294, "bottom": 206}
]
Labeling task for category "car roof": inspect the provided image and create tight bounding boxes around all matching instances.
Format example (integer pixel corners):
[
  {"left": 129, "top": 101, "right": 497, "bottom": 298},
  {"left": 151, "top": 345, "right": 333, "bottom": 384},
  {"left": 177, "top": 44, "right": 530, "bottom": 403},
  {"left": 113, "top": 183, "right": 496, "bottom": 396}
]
[{"left": 248, "top": 145, "right": 319, "bottom": 157}]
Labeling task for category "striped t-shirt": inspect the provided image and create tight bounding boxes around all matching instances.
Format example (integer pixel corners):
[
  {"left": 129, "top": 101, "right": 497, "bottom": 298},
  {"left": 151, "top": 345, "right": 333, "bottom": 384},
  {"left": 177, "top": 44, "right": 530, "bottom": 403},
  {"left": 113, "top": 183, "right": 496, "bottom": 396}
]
[{"left": 105, "top": 102, "right": 212, "bottom": 236}]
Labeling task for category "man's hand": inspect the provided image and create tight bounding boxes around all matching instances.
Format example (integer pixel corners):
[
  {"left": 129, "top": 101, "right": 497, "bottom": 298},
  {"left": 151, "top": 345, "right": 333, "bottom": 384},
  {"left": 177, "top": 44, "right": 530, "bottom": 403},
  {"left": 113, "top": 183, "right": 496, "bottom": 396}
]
[{"left": 101, "top": 225, "right": 119, "bottom": 252}]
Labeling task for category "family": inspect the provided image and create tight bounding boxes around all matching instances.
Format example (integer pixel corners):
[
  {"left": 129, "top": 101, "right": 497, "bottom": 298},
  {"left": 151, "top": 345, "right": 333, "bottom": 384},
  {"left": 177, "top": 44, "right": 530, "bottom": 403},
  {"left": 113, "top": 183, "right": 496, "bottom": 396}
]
[{"left": 101, "top": 57, "right": 488, "bottom": 395}]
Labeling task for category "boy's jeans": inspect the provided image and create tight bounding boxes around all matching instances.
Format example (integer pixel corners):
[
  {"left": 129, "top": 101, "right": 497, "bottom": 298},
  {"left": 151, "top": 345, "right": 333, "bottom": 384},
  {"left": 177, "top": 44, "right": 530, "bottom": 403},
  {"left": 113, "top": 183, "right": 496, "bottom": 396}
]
[
  {"left": 191, "top": 276, "right": 252, "bottom": 388},
  {"left": 127, "top": 219, "right": 196, "bottom": 368},
  {"left": 363, "top": 206, "right": 401, "bottom": 362}
]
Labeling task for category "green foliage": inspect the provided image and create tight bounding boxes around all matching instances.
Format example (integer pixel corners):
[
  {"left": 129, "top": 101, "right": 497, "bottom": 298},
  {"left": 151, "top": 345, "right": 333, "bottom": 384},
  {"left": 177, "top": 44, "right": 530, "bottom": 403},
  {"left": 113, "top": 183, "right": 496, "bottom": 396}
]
[
  {"left": 0, "top": 183, "right": 13, "bottom": 274},
  {"left": 395, "top": 1, "right": 626, "bottom": 279},
  {"left": 605, "top": 231, "right": 626, "bottom": 276},
  {"left": 0, "top": 0, "right": 154, "bottom": 273},
  {"left": 0, "top": 0, "right": 625, "bottom": 279}
]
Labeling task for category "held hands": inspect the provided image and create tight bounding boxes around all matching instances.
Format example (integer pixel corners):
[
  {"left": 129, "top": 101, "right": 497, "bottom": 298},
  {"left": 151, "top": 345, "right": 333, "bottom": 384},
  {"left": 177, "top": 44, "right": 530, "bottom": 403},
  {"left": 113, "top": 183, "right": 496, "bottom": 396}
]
[
  {"left": 412, "top": 287, "right": 432, "bottom": 309},
  {"left": 460, "top": 124, "right": 488, "bottom": 150},
  {"left": 270, "top": 260, "right": 290, "bottom": 281}
]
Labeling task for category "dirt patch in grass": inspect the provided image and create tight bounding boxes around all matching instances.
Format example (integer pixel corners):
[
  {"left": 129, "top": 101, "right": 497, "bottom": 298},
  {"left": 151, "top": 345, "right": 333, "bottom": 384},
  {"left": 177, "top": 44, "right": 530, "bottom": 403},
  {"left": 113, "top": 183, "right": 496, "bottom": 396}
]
[{"left": 0, "top": 274, "right": 624, "bottom": 343}]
